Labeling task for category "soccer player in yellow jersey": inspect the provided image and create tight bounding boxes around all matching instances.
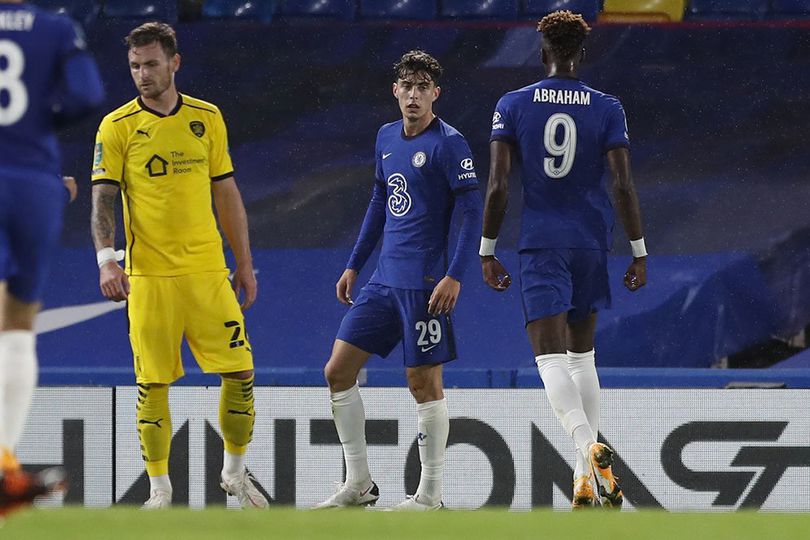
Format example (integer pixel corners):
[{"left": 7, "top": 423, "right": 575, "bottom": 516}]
[{"left": 90, "top": 22, "right": 267, "bottom": 509}]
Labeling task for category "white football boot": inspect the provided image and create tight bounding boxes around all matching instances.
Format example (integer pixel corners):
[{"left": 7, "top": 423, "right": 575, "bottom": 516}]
[
  {"left": 142, "top": 489, "right": 172, "bottom": 509},
  {"left": 220, "top": 468, "right": 270, "bottom": 509},
  {"left": 313, "top": 480, "right": 380, "bottom": 508},
  {"left": 388, "top": 494, "right": 443, "bottom": 511}
]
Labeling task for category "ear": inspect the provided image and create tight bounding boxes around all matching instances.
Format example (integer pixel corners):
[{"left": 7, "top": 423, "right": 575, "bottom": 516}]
[
  {"left": 392, "top": 82, "right": 398, "bottom": 98},
  {"left": 172, "top": 53, "right": 181, "bottom": 73},
  {"left": 433, "top": 85, "right": 441, "bottom": 101}
]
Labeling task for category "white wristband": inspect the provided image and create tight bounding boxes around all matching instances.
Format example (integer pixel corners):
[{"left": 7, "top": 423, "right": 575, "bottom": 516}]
[
  {"left": 97, "top": 247, "right": 125, "bottom": 268},
  {"left": 479, "top": 237, "right": 498, "bottom": 257},
  {"left": 630, "top": 238, "right": 647, "bottom": 258}
]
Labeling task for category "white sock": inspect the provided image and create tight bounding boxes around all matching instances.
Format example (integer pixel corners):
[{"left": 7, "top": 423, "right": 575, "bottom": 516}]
[
  {"left": 415, "top": 398, "right": 449, "bottom": 506},
  {"left": 330, "top": 383, "right": 370, "bottom": 488},
  {"left": 149, "top": 474, "right": 172, "bottom": 494},
  {"left": 568, "top": 349, "right": 600, "bottom": 479},
  {"left": 536, "top": 353, "right": 595, "bottom": 466},
  {"left": 0, "top": 331, "right": 38, "bottom": 452},
  {"left": 222, "top": 450, "right": 245, "bottom": 479}
]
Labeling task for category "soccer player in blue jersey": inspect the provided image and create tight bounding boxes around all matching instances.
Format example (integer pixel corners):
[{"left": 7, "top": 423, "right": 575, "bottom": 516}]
[
  {"left": 481, "top": 11, "right": 646, "bottom": 509},
  {"left": 314, "top": 50, "right": 482, "bottom": 511},
  {"left": 0, "top": 0, "right": 104, "bottom": 511}
]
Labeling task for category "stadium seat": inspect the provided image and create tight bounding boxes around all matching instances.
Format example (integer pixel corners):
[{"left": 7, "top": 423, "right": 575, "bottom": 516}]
[
  {"left": 202, "top": 0, "right": 277, "bottom": 21},
  {"left": 100, "top": 1, "right": 178, "bottom": 22},
  {"left": 522, "top": 0, "right": 599, "bottom": 21},
  {"left": 278, "top": 0, "right": 355, "bottom": 18},
  {"left": 441, "top": 0, "right": 519, "bottom": 19},
  {"left": 770, "top": 0, "right": 810, "bottom": 17},
  {"left": 600, "top": 0, "right": 685, "bottom": 23},
  {"left": 32, "top": 0, "right": 99, "bottom": 24},
  {"left": 687, "top": 0, "right": 769, "bottom": 20},
  {"left": 360, "top": 0, "right": 437, "bottom": 20}
]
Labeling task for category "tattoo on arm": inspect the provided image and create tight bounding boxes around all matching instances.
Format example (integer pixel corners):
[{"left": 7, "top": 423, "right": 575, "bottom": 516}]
[{"left": 91, "top": 185, "right": 120, "bottom": 251}]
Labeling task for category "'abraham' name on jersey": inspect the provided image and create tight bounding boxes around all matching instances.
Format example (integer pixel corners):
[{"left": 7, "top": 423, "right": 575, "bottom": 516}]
[{"left": 533, "top": 88, "right": 591, "bottom": 106}]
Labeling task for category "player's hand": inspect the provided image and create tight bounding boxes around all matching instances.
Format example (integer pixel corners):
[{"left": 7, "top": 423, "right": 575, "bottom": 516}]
[
  {"left": 99, "top": 261, "right": 129, "bottom": 302},
  {"left": 336, "top": 269, "right": 358, "bottom": 305},
  {"left": 624, "top": 257, "right": 647, "bottom": 292},
  {"left": 232, "top": 263, "right": 257, "bottom": 310},
  {"left": 62, "top": 176, "right": 77, "bottom": 203},
  {"left": 481, "top": 256, "right": 512, "bottom": 292},
  {"left": 428, "top": 276, "right": 461, "bottom": 316}
]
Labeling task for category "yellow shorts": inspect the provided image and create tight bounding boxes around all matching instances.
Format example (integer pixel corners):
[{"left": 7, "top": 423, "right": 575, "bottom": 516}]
[{"left": 127, "top": 271, "right": 254, "bottom": 384}]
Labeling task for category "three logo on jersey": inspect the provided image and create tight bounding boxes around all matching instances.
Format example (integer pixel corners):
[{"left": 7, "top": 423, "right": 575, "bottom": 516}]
[{"left": 387, "top": 173, "right": 411, "bottom": 216}]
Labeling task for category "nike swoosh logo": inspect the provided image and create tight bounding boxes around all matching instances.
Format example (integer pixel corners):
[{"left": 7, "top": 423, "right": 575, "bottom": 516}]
[
  {"left": 36, "top": 268, "right": 261, "bottom": 336},
  {"left": 35, "top": 301, "right": 126, "bottom": 335},
  {"left": 382, "top": 153, "right": 392, "bottom": 159},
  {"left": 420, "top": 344, "right": 439, "bottom": 353}
]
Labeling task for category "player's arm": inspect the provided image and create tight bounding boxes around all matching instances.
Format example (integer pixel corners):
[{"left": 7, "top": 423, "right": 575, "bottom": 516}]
[
  {"left": 212, "top": 177, "right": 256, "bottom": 310},
  {"left": 53, "top": 19, "right": 105, "bottom": 126},
  {"left": 429, "top": 135, "right": 483, "bottom": 316},
  {"left": 338, "top": 180, "right": 386, "bottom": 305},
  {"left": 480, "top": 140, "right": 514, "bottom": 291},
  {"left": 91, "top": 182, "right": 128, "bottom": 302},
  {"left": 606, "top": 147, "right": 646, "bottom": 291}
]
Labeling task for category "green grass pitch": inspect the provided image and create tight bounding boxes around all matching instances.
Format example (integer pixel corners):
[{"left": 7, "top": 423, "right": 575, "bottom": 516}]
[{"left": 3, "top": 507, "right": 809, "bottom": 540}]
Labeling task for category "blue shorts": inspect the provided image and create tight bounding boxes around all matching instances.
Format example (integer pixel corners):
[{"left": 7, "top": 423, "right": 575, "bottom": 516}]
[
  {"left": 335, "top": 282, "right": 457, "bottom": 367},
  {"left": 519, "top": 248, "right": 611, "bottom": 325},
  {"left": 0, "top": 173, "right": 67, "bottom": 302}
]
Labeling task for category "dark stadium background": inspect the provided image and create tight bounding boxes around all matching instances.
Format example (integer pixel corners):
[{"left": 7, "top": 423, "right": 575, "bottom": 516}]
[{"left": 35, "top": 0, "right": 810, "bottom": 385}]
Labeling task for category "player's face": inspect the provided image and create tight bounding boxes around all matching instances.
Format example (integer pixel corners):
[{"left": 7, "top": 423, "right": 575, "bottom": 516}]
[
  {"left": 128, "top": 42, "right": 180, "bottom": 100},
  {"left": 393, "top": 72, "right": 440, "bottom": 123}
]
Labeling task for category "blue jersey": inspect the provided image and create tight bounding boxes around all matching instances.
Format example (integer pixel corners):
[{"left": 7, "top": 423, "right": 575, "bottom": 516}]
[
  {"left": 365, "top": 117, "right": 479, "bottom": 290},
  {"left": 0, "top": 3, "right": 102, "bottom": 179},
  {"left": 491, "top": 77, "right": 629, "bottom": 251}
]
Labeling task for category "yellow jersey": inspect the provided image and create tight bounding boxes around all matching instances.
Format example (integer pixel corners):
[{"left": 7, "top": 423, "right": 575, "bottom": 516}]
[{"left": 92, "top": 94, "right": 233, "bottom": 276}]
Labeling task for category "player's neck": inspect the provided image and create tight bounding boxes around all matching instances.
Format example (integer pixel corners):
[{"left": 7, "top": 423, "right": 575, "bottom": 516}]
[
  {"left": 546, "top": 63, "right": 578, "bottom": 79},
  {"left": 402, "top": 112, "right": 435, "bottom": 137},
  {"left": 141, "top": 87, "right": 179, "bottom": 116}
]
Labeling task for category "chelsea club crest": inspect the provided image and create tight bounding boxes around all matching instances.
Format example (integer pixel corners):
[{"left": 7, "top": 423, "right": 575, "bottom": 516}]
[{"left": 412, "top": 151, "right": 426, "bottom": 168}]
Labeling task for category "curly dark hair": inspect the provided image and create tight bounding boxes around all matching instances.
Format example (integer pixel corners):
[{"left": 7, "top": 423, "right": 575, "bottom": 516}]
[
  {"left": 393, "top": 50, "right": 443, "bottom": 84},
  {"left": 125, "top": 22, "right": 178, "bottom": 57},
  {"left": 537, "top": 10, "right": 591, "bottom": 61}
]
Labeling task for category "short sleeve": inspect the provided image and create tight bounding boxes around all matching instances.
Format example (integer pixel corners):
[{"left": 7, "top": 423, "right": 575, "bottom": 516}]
[
  {"left": 439, "top": 134, "right": 479, "bottom": 193},
  {"left": 603, "top": 99, "right": 630, "bottom": 153},
  {"left": 91, "top": 117, "right": 124, "bottom": 185},
  {"left": 490, "top": 95, "right": 516, "bottom": 144},
  {"left": 209, "top": 108, "right": 235, "bottom": 181}
]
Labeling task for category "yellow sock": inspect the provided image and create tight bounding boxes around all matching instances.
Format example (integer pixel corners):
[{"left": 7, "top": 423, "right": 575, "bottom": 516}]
[
  {"left": 136, "top": 383, "right": 171, "bottom": 477},
  {"left": 219, "top": 376, "right": 254, "bottom": 455}
]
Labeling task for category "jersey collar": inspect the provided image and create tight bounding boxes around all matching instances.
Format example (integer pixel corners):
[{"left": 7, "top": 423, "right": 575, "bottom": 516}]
[
  {"left": 400, "top": 115, "right": 439, "bottom": 141},
  {"left": 137, "top": 93, "right": 184, "bottom": 118}
]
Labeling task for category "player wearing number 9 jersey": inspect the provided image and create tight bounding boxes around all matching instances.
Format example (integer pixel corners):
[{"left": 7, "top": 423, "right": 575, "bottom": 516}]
[
  {"left": 481, "top": 11, "right": 647, "bottom": 509},
  {"left": 315, "top": 50, "right": 482, "bottom": 511},
  {"left": 0, "top": 0, "right": 104, "bottom": 511}
]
